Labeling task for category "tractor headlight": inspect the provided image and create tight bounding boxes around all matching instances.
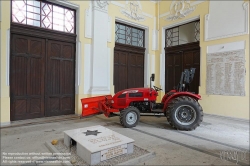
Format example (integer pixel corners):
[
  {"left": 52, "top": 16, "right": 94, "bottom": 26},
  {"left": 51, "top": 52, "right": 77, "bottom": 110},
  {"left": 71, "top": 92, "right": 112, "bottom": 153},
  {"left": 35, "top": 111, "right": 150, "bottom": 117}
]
[{"left": 84, "top": 104, "right": 88, "bottom": 108}]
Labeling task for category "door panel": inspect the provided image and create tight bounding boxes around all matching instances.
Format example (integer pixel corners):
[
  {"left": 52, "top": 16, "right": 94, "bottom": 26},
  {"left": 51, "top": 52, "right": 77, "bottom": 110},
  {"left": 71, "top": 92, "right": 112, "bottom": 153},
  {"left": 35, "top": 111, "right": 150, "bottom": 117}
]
[
  {"left": 182, "top": 50, "right": 200, "bottom": 93},
  {"left": 114, "top": 51, "right": 128, "bottom": 93},
  {"left": 114, "top": 46, "right": 145, "bottom": 93},
  {"left": 10, "top": 34, "right": 45, "bottom": 121},
  {"left": 136, "top": 54, "right": 144, "bottom": 87},
  {"left": 128, "top": 54, "right": 137, "bottom": 88},
  {"left": 165, "top": 52, "right": 182, "bottom": 92},
  {"left": 46, "top": 40, "right": 75, "bottom": 116},
  {"left": 165, "top": 44, "right": 200, "bottom": 94},
  {"left": 128, "top": 54, "right": 144, "bottom": 88}
]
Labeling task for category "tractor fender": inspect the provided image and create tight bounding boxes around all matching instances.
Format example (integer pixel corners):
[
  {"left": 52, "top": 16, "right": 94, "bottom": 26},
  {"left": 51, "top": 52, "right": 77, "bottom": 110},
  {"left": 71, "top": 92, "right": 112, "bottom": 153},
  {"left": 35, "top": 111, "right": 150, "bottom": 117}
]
[{"left": 163, "top": 92, "right": 201, "bottom": 111}]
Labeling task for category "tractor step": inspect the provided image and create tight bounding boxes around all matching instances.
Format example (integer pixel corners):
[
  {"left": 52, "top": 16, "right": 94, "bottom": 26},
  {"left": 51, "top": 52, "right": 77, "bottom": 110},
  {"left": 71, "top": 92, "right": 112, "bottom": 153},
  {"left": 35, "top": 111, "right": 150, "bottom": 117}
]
[{"left": 151, "top": 109, "right": 163, "bottom": 113}]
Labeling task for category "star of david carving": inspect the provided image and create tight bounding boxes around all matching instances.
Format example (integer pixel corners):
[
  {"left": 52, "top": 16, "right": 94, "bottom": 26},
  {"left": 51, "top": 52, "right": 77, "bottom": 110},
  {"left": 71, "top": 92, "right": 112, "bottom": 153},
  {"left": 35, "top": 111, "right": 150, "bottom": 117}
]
[{"left": 83, "top": 130, "right": 101, "bottom": 136}]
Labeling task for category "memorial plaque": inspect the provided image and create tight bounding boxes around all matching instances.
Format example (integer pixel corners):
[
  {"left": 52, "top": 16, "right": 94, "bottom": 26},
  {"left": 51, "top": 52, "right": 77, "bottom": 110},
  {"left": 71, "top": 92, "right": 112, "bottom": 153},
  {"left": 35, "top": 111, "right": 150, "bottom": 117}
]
[
  {"left": 101, "top": 144, "right": 127, "bottom": 161},
  {"left": 64, "top": 125, "right": 134, "bottom": 165},
  {"left": 206, "top": 49, "right": 245, "bottom": 96}
]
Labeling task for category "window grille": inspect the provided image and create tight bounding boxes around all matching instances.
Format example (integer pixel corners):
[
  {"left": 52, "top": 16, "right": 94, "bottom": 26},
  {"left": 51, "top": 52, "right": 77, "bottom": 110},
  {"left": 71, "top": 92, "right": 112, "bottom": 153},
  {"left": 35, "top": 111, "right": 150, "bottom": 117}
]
[
  {"left": 115, "top": 22, "right": 144, "bottom": 47},
  {"left": 165, "top": 20, "right": 200, "bottom": 47},
  {"left": 194, "top": 21, "right": 200, "bottom": 42},
  {"left": 12, "top": 0, "right": 75, "bottom": 34}
]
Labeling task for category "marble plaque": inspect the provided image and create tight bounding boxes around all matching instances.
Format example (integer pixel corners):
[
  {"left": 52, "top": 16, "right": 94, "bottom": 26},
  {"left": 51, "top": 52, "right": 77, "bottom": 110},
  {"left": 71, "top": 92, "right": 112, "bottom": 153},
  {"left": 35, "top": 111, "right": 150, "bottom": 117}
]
[
  {"left": 101, "top": 144, "right": 127, "bottom": 161},
  {"left": 206, "top": 49, "right": 245, "bottom": 96},
  {"left": 64, "top": 125, "right": 134, "bottom": 165}
]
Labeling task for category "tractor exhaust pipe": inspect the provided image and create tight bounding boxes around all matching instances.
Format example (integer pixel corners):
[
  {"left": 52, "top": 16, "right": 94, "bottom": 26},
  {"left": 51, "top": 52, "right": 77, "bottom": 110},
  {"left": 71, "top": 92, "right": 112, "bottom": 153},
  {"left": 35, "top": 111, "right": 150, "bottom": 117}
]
[{"left": 150, "top": 73, "right": 155, "bottom": 89}]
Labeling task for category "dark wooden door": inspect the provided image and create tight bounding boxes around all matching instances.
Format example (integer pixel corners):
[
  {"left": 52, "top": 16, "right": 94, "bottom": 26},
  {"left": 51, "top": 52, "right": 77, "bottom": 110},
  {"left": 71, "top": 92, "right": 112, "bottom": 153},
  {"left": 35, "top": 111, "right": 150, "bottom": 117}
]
[
  {"left": 46, "top": 40, "right": 75, "bottom": 116},
  {"left": 182, "top": 49, "right": 200, "bottom": 93},
  {"left": 165, "top": 51, "right": 183, "bottom": 92},
  {"left": 128, "top": 53, "right": 144, "bottom": 89},
  {"left": 10, "top": 23, "right": 76, "bottom": 121},
  {"left": 165, "top": 42, "right": 200, "bottom": 93},
  {"left": 114, "top": 50, "right": 128, "bottom": 93},
  {"left": 114, "top": 43, "right": 145, "bottom": 93},
  {"left": 10, "top": 34, "right": 45, "bottom": 121}
]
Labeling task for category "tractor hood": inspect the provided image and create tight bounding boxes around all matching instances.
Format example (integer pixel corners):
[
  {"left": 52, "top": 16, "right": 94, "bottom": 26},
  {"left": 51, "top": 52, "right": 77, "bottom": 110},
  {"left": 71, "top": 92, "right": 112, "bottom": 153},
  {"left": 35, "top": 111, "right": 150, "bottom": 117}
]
[
  {"left": 111, "top": 87, "right": 158, "bottom": 109},
  {"left": 114, "top": 87, "right": 153, "bottom": 97}
]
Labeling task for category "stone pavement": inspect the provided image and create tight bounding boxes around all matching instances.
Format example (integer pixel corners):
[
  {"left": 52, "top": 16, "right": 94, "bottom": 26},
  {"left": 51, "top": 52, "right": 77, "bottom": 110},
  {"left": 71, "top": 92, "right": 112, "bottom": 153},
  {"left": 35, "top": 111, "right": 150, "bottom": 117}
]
[{"left": 1, "top": 114, "right": 249, "bottom": 165}]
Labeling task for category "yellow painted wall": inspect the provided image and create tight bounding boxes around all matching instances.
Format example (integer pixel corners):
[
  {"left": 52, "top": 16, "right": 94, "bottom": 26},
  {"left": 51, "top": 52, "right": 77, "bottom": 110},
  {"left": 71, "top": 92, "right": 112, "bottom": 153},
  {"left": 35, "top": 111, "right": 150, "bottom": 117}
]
[
  {"left": 158, "top": 1, "right": 249, "bottom": 119},
  {"left": 1, "top": 0, "right": 249, "bottom": 123},
  {"left": 0, "top": 1, "right": 11, "bottom": 123},
  {"left": 0, "top": 0, "right": 157, "bottom": 122}
]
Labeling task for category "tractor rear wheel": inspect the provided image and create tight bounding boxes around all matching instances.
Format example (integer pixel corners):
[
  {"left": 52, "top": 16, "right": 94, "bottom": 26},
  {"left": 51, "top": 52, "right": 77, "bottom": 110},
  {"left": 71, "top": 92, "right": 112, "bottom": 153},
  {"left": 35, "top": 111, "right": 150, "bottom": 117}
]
[
  {"left": 166, "top": 96, "right": 203, "bottom": 130},
  {"left": 120, "top": 107, "right": 140, "bottom": 128}
]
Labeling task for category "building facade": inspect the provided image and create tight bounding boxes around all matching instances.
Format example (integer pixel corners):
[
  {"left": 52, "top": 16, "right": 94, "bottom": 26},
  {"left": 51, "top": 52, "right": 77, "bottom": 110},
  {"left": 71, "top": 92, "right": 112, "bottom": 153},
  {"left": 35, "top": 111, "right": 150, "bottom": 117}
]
[{"left": 0, "top": 0, "right": 249, "bottom": 125}]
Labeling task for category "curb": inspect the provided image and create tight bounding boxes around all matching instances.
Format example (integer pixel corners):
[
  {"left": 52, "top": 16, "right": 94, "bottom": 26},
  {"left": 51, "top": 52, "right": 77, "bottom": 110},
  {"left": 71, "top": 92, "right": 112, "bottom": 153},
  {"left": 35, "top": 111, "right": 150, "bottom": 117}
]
[
  {"left": 45, "top": 140, "right": 155, "bottom": 166},
  {"left": 45, "top": 141, "right": 72, "bottom": 166},
  {"left": 117, "top": 151, "right": 156, "bottom": 165}
]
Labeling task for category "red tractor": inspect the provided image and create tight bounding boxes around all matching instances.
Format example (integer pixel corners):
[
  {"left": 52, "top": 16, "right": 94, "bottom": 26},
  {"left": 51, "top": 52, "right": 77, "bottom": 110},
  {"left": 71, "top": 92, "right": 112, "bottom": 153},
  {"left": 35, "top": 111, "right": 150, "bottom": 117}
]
[{"left": 81, "top": 68, "right": 203, "bottom": 131}]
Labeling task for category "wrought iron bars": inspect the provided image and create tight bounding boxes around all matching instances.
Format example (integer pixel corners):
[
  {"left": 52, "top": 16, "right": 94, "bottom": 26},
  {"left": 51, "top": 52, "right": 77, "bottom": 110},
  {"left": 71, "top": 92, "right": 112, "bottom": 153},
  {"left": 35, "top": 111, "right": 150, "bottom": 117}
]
[
  {"left": 115, "top": 22, "right": 144, "bottom": 47},
  {"left": 165, "top": 20, "right": 200, "bottom": 48},
  {"left": 12, "top": 0, "right": 75, "bottom": 34}
]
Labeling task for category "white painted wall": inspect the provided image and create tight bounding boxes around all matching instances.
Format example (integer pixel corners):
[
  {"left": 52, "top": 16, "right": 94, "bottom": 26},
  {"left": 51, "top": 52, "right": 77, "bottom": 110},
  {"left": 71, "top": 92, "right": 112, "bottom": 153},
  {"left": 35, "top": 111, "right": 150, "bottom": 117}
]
[
  {"left": 205, "top": 1, "right": 249, "bottom": 41},
  {"left": 84, "top": 2, "right": 112, "bottom": 94}
]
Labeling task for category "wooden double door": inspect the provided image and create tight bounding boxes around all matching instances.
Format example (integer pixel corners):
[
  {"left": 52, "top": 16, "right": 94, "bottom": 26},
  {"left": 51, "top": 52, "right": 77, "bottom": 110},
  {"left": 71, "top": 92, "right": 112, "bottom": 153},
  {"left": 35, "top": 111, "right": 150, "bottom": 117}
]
[
  {"left": 165, "top": 42, "right": 200, "bottom": 93},
  {"left": 114, "top": 43, "right": 145, "bottom": 93},
  {"left": 10, "top": 24, "right": 76, "bottom": 121}
]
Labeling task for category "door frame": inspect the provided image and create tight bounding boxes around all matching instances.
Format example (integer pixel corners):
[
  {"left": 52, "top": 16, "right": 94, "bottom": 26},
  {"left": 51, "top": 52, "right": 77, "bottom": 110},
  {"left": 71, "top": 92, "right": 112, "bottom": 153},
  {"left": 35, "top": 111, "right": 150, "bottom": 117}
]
[
  {"left": 115, "top": 17, "right": 150, "bottom": 88},
  {"left": 160, "top": 15, "right": 201, "bottom": 92},
  {"left": 7, "top": 0, "right": 80, "bottom": 121},
  {"left": 10, "top": 23, "right": 77, "bottom": 120}
]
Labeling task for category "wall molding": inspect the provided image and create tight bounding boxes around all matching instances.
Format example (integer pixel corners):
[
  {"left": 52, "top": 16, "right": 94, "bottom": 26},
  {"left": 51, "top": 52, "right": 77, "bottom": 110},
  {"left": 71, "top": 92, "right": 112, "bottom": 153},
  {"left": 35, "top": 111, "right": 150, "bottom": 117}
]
[
  {"left": 120, "top": 1, "right": 145, "bottom": 21},
  {"left": 85, "top": 4, "right": 92, "bottom": 39},
  {"left": 152, "top": 17, "right": 158, "bottom": 51},
  {"left": 49, "top": 0, "right": 79, "bottom": 9},
  {"left": 207, "top": 41, "right": 245, "bottom": 54},
  {"left": 84, "top": 44, "right": 92, "bottom": 94},
  {"left": 6, "top": 29, "right": 10, "bottom": 86},
  {"left": 205, "top": 1, "right": 249, "bottom": 41},
  {"left": 150, "top": 0, "right": 159, "bottom": 4},
  {"left": 75, "top": 41, "right": 81, "bottom": 94},
  {"left": 0, "top": 0, "right": 1, "bottom": 22},
  {"left": 107, "top": 16, "right": 112, "bottom": 42},
  {"left": 166, "top": 1, "right": 195, "bottom": 21},
  {"left": 96, "top": 0, "right": 109, "bottom": 9},
  {"left": 159, "top": 0, "right": 205, "bottom": 19}
]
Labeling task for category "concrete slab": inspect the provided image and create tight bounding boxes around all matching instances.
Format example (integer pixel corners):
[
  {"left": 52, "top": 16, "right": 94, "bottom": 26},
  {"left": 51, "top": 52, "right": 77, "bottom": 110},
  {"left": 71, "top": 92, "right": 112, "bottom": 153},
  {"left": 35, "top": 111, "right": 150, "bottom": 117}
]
[
  {"left": 63, "top": 125, "right": 134, "bottom": 164},
  {"left": 45, "top": 140, "right": 154, "bottom": 166}
]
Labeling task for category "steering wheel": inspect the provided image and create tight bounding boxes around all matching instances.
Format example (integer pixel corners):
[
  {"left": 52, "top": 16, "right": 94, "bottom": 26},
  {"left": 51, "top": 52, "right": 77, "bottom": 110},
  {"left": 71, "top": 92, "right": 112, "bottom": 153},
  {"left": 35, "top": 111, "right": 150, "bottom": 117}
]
[{"left": 153, "top": 85, "right": 162, "bottom": 91}]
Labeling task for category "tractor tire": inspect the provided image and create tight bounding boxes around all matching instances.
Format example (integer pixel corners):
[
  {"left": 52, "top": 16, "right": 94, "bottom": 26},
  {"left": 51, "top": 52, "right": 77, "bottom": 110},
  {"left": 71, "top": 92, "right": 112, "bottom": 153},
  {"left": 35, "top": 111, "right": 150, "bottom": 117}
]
[
  {"left": 120, "top": 107, "right": 140, "bottom": 128},
  {"left": 166, "top": 96, "right": 203, "bottom": 131}
]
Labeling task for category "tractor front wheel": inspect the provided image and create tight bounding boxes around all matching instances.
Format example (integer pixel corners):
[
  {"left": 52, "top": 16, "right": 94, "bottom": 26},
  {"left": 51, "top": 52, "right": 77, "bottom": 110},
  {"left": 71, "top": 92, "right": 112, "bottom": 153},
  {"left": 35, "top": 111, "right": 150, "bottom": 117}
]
[
  {"left": 166, "top": 96, "right": 203, "bottom": 130},
  {"left": 120, "top": 107, "right": 140, "bottom": 128}
]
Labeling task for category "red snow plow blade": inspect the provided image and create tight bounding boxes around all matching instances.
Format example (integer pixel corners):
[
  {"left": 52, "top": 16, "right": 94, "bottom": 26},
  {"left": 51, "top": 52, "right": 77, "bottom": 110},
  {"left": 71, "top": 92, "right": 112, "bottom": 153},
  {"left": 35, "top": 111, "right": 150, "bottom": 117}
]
[{"left": 81, "top": 95, "right": 118, "bottom": 117}]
